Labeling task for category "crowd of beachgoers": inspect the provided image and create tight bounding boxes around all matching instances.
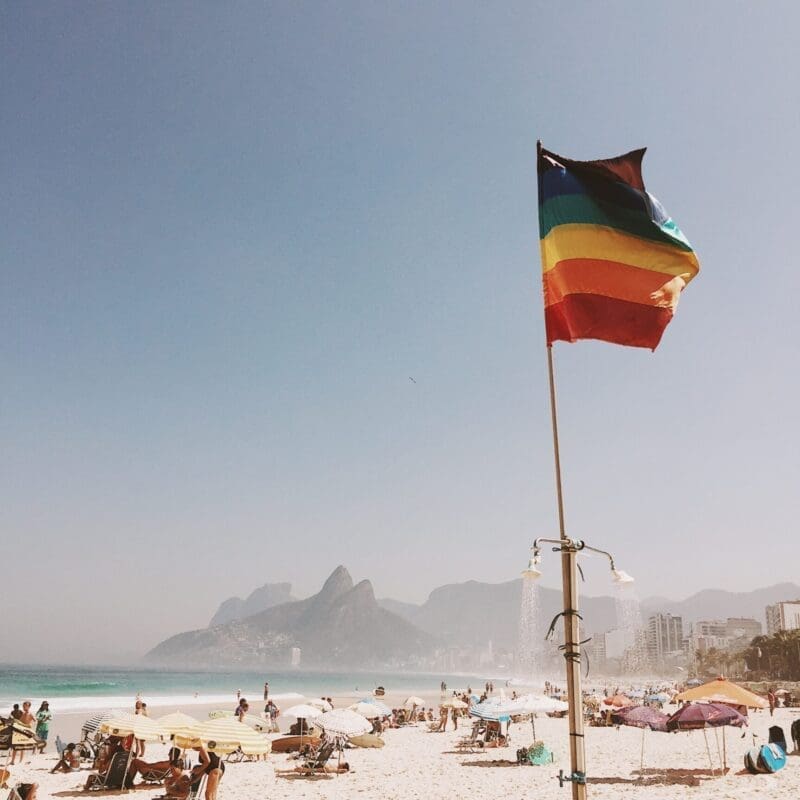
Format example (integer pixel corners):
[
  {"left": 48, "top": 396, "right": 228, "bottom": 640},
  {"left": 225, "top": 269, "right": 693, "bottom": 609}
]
[{"left": 1, "top": 676, "right": 798, "bottom": 799}]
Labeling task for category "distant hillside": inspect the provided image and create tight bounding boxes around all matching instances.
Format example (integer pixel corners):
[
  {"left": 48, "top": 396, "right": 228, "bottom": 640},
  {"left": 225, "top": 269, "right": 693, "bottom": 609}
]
[
  {"left": 379, "top": 580, "right": 618, "bottom": 650},
  {"left": 148, "top": 567, "right": 435, "bottom": 669},
  {"left": 209, "top": 582, "right": 294, "bottom": 627},
  {"left": 640, "top": 583, "right": 800, "bottom": 626}
]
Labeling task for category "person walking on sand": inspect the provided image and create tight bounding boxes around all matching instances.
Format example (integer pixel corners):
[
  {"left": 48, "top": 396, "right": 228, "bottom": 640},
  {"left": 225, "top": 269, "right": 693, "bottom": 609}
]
[
  {"left": 263, "top": 682, "right": 269, "bottom": 701},
  {"left": 768, "top": 689, "right": 776, "bottom": 717},
  {"left": 35, "top": 702, "right": 52, "bottom": 749}
]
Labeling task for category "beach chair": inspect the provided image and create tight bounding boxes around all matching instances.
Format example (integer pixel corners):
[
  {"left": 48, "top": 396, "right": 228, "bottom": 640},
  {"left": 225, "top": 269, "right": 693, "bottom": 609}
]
[
  {"left": 299, "top": 741, "right": 336, "bottom": 773},
  {"left": 791, "top": 719, "right": 800, "bottom": 752},
  {"left": 86, "top": 749, "right": 133, "bottom": 791},
  {"left": 455, "top": 723, "right": 485, "bottom": 753},
  {"left": 768, "top": 725, "right": 787, "bottom": 753},
  {"left": 139, "top": 764, "right": 173, "bottom": 784},
  {"left": 187, "top": 772, "right": 206, "bottom": 799}
]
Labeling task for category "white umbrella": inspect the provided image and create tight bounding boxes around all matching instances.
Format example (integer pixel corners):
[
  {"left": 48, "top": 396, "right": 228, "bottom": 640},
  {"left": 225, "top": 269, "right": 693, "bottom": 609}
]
[
  {"left": 404, "top": 696, "right": 424, "bottom": 707},
  {"left": 240, "top": 714, "right": 271, "bottom": 733},
  {"left": 305, "top": 698, "right": 333, "bottom": 711},
  {"left": 283, "top": 704, "right": 323, "bottom": 719},
  {"left": 349, "top": 701, "right": 390, "bottom": 719},
  {"left": 442, "top": 698, "right": 468, "bottom": 709},
  {"left": 315, "top": 709, "right": 372, "bottom": 738}
]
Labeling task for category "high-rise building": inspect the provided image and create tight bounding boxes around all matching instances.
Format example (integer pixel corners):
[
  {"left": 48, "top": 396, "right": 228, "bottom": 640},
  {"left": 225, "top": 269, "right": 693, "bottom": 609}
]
[
  {"left": 647, "top": 613, "right": 684, "bottom": 666},
  {"left": 725, "top": 618, "right": 762, "bottom": 643},
  {"left": 766, "top": 601, "right": 800, "bottom": 634}
]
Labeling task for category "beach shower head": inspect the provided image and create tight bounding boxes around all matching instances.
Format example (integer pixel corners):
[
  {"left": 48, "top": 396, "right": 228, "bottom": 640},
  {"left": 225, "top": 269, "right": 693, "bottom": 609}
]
[
  {"left": 521, "top": 549, "right": 542, "bottom": 580},
  {"left": 611, "top": 568, "right": 635, "bottom": 584}
]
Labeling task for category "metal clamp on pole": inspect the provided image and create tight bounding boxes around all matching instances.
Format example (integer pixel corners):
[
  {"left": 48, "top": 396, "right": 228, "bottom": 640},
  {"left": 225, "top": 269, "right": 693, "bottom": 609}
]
[{"left": 558, "top": 769, "right": 587, "bottom": 788}]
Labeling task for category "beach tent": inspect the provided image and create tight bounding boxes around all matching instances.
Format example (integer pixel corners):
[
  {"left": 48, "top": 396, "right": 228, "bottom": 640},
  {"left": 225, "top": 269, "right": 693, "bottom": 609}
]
[{"left": 675, "top": 678, "right": 767, "bottom": 709}]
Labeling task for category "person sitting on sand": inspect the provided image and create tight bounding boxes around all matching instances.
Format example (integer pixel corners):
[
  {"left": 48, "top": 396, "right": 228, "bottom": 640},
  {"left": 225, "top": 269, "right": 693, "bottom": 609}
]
[
  {"left": 51, "top": 743, "right": 80, "bottom": 773},
  {"left": 128, "top": 746, "right": 182, "bottom": 784},
  {"left": 292, "top": 761, "right": 350, "bottom": 775}
]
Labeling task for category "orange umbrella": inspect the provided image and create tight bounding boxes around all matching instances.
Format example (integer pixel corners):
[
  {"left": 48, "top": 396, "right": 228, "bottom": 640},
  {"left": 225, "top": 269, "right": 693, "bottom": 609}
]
[{"left": 675, "top": 678, "right": 767, "bottom": 709}]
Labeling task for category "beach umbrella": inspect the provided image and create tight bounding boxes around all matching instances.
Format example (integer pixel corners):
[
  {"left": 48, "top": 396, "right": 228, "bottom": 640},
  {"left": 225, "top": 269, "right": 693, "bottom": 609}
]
[
  {"left": 646, "top": 693, "right": 671, "bottom": 704},
  {"left": 442, "top": 698, "right": 468, "bottom": 709},
  {"left": 156, "top": 712, "right": 199, "bottom": 736},
  {"left": 666, "top": 703, "right": 747, "bottom": 732},
  {"left": 305, "top": 698, "right": 333, "bottom": 711},
  {"left": 612, "top": 706, "right": 669, "bottom": 776},
  {"left": 315, "top": 709, "right": 372, "bottom": 738},
  {"left": 675, "top": 677, "right": 767, "bottom": 709},
  {"left": 666, "top": 702, "right": 747, "bottom": 772},
  {"left": 239, "top": 714, "right": 271, "bottom": 733},
  {"left": 81, "top": 711, "right": 115, "bottom": 737},
  {"left": 349, "top": 701, "right": 390, "bottom": 719},
  {"left": 283, "top": 704, "right": 323, "bottom": 720},
  {"left": 613, "top": 706, "right": 669, "bottom": 732},
  {"left": 0, "top": 721, "right": 40, "bottom": 762},
  {"left": 100, "top": 712, "right": 165, "bottom": 742},
  {"left": 404, "top": 696, "right": 424, "bottom": 707},
  {"left": 176, "top": 717, "right": 271, "bottom": 756}
]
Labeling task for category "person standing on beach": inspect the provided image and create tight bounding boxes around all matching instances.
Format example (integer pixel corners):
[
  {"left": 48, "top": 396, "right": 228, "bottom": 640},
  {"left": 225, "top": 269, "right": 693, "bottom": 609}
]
[
  {"left": 768, "top": 689, "right": 776, "bottom": 717},
  {"left": 35, "top": 702, "right": 52, "bottom": 749},
  {"left": 133, "top": 699, "right": 147, "bottom": 757},
  {"left": 263, "top": 682, "right": 269, "bottom": 701},
  {"left": 10, "top": 704, "right": 22, "bottom": 721}
]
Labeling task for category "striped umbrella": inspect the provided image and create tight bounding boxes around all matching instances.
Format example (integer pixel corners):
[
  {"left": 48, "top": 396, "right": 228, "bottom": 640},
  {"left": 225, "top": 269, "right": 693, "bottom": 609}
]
[
  {"left": 315, "top": 709, "right": 372, "bottom": 738},
  {"left": 81, "top": 711, "right": 115, "bottom": 737},
  {"left": 175, "top": 717, "right": 271, "bottom": 756},
  {"left": 156, "top": 712, "right": 199, "bottom": 737},
  {"left": 100, "top": 712, "right": 165, "bottom": 742}
]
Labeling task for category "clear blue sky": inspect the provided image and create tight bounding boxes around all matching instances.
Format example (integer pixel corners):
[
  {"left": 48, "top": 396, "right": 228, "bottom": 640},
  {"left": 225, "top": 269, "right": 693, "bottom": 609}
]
[{"left": 2, "top": 2, "right": 798, "bottom": 663}]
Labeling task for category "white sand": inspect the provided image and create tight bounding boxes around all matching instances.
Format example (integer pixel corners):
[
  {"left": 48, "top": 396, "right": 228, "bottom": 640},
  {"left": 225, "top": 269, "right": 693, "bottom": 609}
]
[{"left": 6, "top": 701, "right": 797, "bottom": 798}]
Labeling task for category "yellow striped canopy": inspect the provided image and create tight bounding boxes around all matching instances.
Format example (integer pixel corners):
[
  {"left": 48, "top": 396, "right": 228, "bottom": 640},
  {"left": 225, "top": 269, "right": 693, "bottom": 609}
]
[
  {"left": 156, "top": 712, "right": 199, "bottom": 736},
  {"left": 675, "top": 678, "right": 767, "bottom": 709},
  {"left": 174, "top": 717, "right": 271, "bottom": 756},
  {"left": 100, "top": 712, "right": 165, "bottom": 742}
]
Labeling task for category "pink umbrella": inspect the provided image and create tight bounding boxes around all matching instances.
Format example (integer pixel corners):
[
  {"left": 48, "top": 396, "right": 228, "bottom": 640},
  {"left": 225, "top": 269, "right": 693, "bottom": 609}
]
[{"left": 666, "top": 703, "right": 747, "bottom": 771}]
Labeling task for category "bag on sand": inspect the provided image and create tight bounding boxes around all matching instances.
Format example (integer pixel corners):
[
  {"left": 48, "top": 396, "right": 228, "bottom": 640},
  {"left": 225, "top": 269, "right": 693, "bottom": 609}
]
[{"left": 745, "top": 743, "right": 786, "bottom": 774}]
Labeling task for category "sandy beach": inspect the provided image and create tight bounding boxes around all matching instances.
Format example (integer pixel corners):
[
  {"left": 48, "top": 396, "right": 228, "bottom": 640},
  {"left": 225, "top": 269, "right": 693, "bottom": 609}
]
[{"left": 4, "top": 689, "right": 797, "bottom": 800}]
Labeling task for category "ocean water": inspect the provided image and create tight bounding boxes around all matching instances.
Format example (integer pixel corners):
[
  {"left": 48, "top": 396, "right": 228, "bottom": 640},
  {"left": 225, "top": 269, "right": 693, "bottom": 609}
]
[{"left": 0, "top": 665, "right": 491, "bottom": 714}]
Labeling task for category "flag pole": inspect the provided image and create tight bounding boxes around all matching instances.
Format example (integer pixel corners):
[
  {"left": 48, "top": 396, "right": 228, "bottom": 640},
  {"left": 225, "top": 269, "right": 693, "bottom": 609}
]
[
  {"left": 546, "top": 344, "right": 588, "bottom": 800},
  {"left": 538, "top": 138, "right": 587, "bottom": 798}
]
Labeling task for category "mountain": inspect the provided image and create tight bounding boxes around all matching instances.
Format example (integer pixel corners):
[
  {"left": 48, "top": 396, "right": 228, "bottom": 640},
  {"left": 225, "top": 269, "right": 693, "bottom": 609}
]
[
  {"left": 209, "top": 582, "right": 294, "bottom": 627},
  {"left": 147, "top": 566, "right": 435, "bottom": 669},
  {"left": 379, "top": 579, "right": 618, "bottom": 650},
  {"left": 640, "top": 583, "right": 800, "bottom": 626}
]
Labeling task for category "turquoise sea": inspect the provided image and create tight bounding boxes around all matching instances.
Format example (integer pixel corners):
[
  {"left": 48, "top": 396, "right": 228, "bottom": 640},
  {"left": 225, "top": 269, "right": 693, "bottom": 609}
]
[{"left": 0, "top": 665, "right": 493, "bottom": 714}]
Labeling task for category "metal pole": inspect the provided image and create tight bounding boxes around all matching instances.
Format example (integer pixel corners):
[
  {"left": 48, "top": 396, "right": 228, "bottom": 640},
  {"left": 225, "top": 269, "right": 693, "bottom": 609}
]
[{"left": 546, "top": 345, "right": 587, "bottom": 799}]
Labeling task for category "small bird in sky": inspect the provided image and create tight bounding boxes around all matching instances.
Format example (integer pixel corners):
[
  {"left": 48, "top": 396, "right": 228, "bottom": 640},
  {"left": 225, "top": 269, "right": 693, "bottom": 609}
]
[{"left": 409, "top": 377, "right": 417, "bottom": 384}]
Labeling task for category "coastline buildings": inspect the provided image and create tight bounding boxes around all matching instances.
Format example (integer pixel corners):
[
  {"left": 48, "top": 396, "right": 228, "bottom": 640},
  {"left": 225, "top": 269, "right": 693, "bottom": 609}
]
[
  {"left": 766, "top": 601, "right": 800, "bottom": 635},
  {"left": 646, "top": 613, "right": 684, "bottom": 669}
]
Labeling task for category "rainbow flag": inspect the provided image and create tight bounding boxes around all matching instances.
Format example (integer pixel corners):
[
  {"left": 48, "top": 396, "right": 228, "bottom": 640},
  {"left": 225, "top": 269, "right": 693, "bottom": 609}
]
[{"left": 537, "top": 144, "right": 699, "bottom": 350}]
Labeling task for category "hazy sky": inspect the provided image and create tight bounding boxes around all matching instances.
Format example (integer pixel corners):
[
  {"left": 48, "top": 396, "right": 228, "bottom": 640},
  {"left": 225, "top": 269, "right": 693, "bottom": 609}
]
[{"left": 3, "top": 2, "right": 799, "bottom": 664}]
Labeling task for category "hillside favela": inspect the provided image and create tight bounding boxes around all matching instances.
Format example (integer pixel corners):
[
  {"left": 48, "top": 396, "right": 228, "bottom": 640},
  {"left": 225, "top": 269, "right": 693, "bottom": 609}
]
[{"left": 3, "top": 4, "right": 799, "bottom": 800}]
